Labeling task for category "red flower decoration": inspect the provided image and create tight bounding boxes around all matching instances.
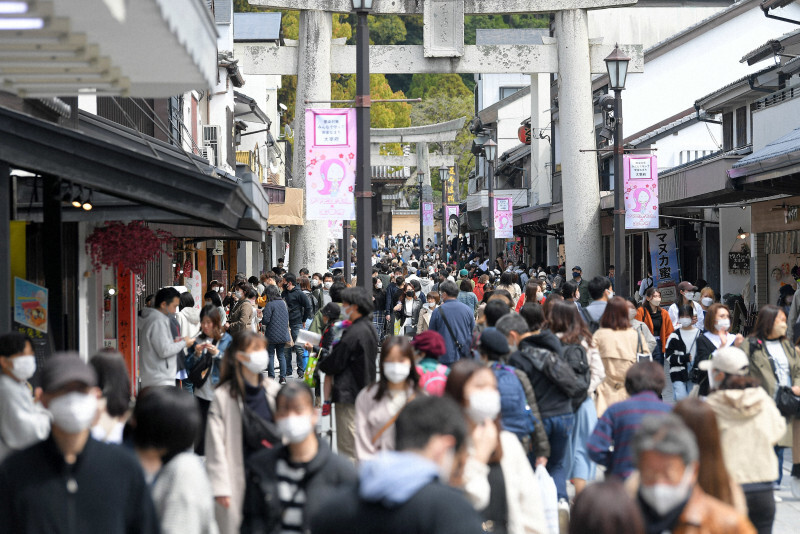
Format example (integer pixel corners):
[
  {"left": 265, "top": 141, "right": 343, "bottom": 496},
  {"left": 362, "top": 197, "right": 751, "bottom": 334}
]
[
  {"left": 339, "top": 154, "right": 344, "bottom": 159},
  {"left": 85, "top": 221, "right": 173, "bottom": 276},
  {"left": 310, "top": 159, "right": 317, "bottom": 165},
  {"left": 348, "top": 153, "right": 355, "bottom": 160},
  {"left": 348, "top": 186, "right": 354, "bottom": 192}
]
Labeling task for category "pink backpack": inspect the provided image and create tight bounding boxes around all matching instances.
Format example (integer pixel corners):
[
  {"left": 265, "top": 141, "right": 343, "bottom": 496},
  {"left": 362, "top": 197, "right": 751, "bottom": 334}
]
[{"left": 417, "top": 363, "right": 449, "bottom": 396}]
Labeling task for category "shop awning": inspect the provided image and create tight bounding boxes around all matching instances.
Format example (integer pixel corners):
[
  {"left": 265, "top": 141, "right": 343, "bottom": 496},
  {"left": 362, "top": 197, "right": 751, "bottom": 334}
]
[
  {"left": 1, "top": 106, "right": 268, "bottom": 239},
  {"left": 234, "top": 91, "right": 270, "bottom": 125},
  {"left": 268, "top": 188, "right": 304, "bottom": 226},
  {"left": 729, "top": 127, "right": 800, "bottom": 184}
]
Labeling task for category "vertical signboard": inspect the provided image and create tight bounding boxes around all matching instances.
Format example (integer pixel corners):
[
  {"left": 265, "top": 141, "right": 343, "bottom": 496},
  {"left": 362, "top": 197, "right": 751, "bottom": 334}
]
[
  {"left": 328, "top": 219, "right": 343, "bottom": 240},
  {"left": 624, "top": 155, "right": 659, "bottom": 230},
  {"left": 117, "top": 270, "right": 137, "bottom": 395},
  {"left": 494, "top": 196, "right": 513, "bottom": 239},
  {"left": 445, "top": 205, "right": 460, "bottom": 237},
  {"left": 444, "top": 166, "right": 458, "bottom": 204},
  {"left": 648, "top": 228, "right": 681, "bottom": 303},
  {"left": 305, "top": 108, "right": 357, "bottom": 220},
  {"left": 422, "top": 202, "right": 434, "bottom": 227}
]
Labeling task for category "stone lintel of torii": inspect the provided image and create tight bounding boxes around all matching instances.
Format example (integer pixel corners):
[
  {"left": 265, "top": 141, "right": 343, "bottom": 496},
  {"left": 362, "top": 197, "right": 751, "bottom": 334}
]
[{"left": 248, "top": 0, "right": 643, "bottom": 276}]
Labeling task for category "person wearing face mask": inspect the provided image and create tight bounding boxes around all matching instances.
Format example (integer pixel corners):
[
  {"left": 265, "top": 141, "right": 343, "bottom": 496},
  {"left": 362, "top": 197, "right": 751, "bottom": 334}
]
[
  {"left": 740, "top": 304, "right": 800, "bottom": 500},
  {"left": 417, "top": 291, "right": 440, "bottom": 334},
  {"left": 241, "top": 382, "right": 357, "bottom": 534},
  {"left": 0, "top": 354, "right": 159, "bottom": 534},
  {"left": 515, "top": 279, "right": 542, "bottom": 312},
  {"left": 206, "top": 331, "right": 281, "bottom": 534},
  {"left": 625, "top": 298, "right": 658, "bottom": 354},
  {"left": 227, "top": 284, "right": 258, "bottom": 336},
  {"left": 355, "top": 336, "right": 421, "bottom": 460},
  {"left": 664, "top": 305, "right": 701, "bottom": 401},
  {"left": 320, "top": 273, "right": 334, "bottom": 307},
  {"left": 129, "top": 386, "right": 218, "bottom": 534},
  {"left": 582, "top": 276, "right": 614, "bottom": 329},
  {"left": 693, "top": 303, "right": 744, "bottom": 397},
  {"left": 372, "top": 275, "right": 388, "bottom": 339},
  {"left": 89, "top": 349, "right": 131, "bottom": 445},
  {"left": 138, "top": 287, "right": 195, "bottom": 388},
  {"left": 571, "top": 266, "right": 590, "bottom": 308},
  {"left": 311, "top": 395, "right": 484, "bottom": 534},
  {"left": 445, "top": 359, "right": 548, "bottom": 534},
  {"left": 457, "top": 278, "right": 479, "bottom": 314},
  {"left": 699, "top": 287, "right": 716, "bottom": 318},
  {"left": 699, "top": 347, "right": 783, "bottom": 534},
  {"left": 317, "top": 287, "right": 379, "bottom": 462},
  {"left": 668, "top": 281, "right": 705, "bottom": 331},
  {"left": 394, "top": 283, "right": 423, "bottom": 337},
  {"left": 0, "top": 332, "right": 50, "bottom": 462},
  {"left": 204, "top": 290, "right": 228, "bottom": 327},
  {"left": 635, "top": 288, "right": 674, "bottom": 366},
  {"left": 631, "top": 413, "right": 755, "bottom": 534}
]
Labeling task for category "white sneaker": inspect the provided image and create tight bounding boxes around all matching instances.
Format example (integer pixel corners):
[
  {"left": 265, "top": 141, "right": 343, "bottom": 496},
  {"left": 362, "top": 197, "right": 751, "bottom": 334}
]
[
  {"left": 558, "top": 499, "right": 570, "bottom": 534},
  {"left": 791, "top": 477, "right": 800, "bottom": 499},
  {"left": 775, "top": 493, "right": 783, "bottom": 503}
]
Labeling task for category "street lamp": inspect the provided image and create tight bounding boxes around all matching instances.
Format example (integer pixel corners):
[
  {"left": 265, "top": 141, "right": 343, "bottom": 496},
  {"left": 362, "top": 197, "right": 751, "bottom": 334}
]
[
  {"left": 417, "top": 172, "right": 425, "bottom": 250},
  {"left": 483, "top": 138, "right": 497, "bottom": 271},
  {"left": 604, "top": 43, "right": 631, "bottom": 297},
  {"left": 353, "top": 0, "right": 372, "bottom": 291},
  {"left": 439, "top": 164, "right": 449, "bottom": 263}
]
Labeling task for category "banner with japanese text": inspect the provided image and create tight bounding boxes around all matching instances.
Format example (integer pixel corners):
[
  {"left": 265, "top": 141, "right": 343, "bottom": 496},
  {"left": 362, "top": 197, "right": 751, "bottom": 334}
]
[
  {"left": 305, "top": 108, "right": 356, "bottom": 220},
  {"left": 446, "top": 205, "right": 459, "bottom": 237},
  {"left": 624, "top": 155, "right": 659, "bottom": 230},
  {"left": 494, "top": 196, "right": 513, "bottom": 239},
  {"left": 328, "top": 219, "right": 343, "bottom": 240},
  {"left": 648, "top": 229, "right": 680, "bottom": 286},
  {"left": 444, "top": 166, "right": 458, "bottom": 204},
  {"left": 422, "top": 202, "right": 434, "bottom": 227}
]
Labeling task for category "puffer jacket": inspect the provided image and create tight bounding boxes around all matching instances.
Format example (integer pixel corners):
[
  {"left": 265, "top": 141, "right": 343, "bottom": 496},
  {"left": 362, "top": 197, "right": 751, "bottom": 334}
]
[
  {"left": 706, "top": 387, "right": 785, "bottom": 485},
  {"left": 509, "top": 330, "right": 573, "bottom": 419},
  {"left": 260, "top": 299, "right": 290, "bottom": 345}
]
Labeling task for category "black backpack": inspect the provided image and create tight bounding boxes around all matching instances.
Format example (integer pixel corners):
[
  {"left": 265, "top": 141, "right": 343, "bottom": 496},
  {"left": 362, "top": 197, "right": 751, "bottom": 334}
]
[
  {"left": 562, "top": 343, "right": 592, "bottom": 409},
  {"left": 579, "top": 307, "right": 600, "bottom": 334},
  {"left": 518, "top": 344, "right": 584, "bottom": 399}
]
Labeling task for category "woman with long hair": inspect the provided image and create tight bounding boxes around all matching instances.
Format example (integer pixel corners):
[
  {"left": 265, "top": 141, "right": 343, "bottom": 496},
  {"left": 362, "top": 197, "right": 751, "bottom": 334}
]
[
  {"left": 205, "top": 330, "right": 280, "bottom": 534},
  {"left": 742, "top": 304, "right": 800, "bottom": 497},
  {"left": 89, "top": 349, "right": 132, "bottom": 444},
  {"left": 515, "top": 279, "right": 544, "bottom": 312},
  {"left": 416, "top": 290, "right": 440, "bottom": 334},
  {"left": 393, "top": 282, "right": 422, "bottom": 336},
  {"left": 458, "top": 278, "right": 480, "bottom": 313},
  {"left": 496, "top": 271, "right": 521, "bottom": 304},
  {"left": 354, "top": 336, "right": 420, "bottom": 460},
  {"left": 445, "top": 359, "right": 547, "bottom": 534},
  {"left": 673, "top": 397, "right": 747, "bottom": 514},
  {"left": 694, "top": 303, "right": 744, "bottom": 396},
  {"left": 668, "top": 281, "right": 705, "bottom": 330},
  {"left": 548, "top": 300, "right": 605, "bottom": 496},
  {"left": 594, "top": 297, "right": 651, "bottom": 417},
  {"left": 634, "top": 287, "right": 673, "bottom": 365}
]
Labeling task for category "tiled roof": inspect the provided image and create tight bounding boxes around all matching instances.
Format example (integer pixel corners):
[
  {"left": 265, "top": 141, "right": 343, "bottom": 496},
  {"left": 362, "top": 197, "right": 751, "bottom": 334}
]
[
  {"left": 733, "top": 127, "right": 800, "bottom": 167},
  {"left": 694, "top": 63, "right": 780, "bottom": 107}
]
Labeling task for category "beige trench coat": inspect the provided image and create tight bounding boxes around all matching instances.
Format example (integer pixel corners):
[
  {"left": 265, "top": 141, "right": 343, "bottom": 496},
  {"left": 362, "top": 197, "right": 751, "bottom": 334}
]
[
  {"left": 593, "top": 327, "right": 649, "bottom": 417},
  {"left": 205, "top": 379, "right": 280, "bottom": 534}
]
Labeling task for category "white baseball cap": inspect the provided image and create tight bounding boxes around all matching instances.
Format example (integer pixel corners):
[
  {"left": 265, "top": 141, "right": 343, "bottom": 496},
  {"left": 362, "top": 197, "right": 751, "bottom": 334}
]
[{"left": 698, "top": 346, "right": 749, "bottom": 376}]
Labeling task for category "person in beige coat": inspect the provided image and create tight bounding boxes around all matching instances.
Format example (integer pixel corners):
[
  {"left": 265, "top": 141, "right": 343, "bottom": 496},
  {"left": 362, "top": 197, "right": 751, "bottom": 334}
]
[
  {"left": 205, "top": 331, "right": 280, "bottom": 534},
  {"left": 594, "top": 297, "right": 650, "bottom": 417},
  {"left": 355, "top": 336, "right": 421, "bottom": 461},
  {"left": 416, "top": 291, "right": 440, "bottom": 334}
]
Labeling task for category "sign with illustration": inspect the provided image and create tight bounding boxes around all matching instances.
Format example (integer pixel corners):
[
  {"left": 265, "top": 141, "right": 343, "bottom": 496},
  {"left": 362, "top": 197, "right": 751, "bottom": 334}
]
[
  {"left": 186, "top": 270, "right": 203, "bottom": 310},
  {"left": 495, "top": 196, "right": 513, "bottom": 239},
  {"left": 648, "top": 229, "right": 680, "bottom": 286},
  {"left": 328, "top": 219, "right": 343, "bottom": 240},
  {"left": 422, "top": 202, "right": 434, "bottom": 227},
  {"left": 446, "top": 205, "right": 459, "bottom": 237},
  {"left": 624, "top": 155, "right": 659, "bottom": 230},
  {"left": 14, "top": 277, "right": 48, "bottom": 334},
  {"left": 305, "top": 108, "right": 356, "bottom": 220}
]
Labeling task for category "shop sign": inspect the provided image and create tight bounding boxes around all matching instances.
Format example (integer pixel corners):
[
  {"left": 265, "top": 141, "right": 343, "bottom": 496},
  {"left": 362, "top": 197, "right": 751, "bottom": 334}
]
[
  {"left": 305, "top": 108, "right": 356, "bottom": 221},
  {"left": 495, "top": 197, "right": 513, "bottom": 239},
  {"left": 14, "top": 277, "right": 48, "bottom": 334},
  {"left": 624, "top": 155, "right": 659, "bottom": 230},
  {"left": 446, "top": 205, "right": 460, "bottom": 237},
  {"left": 728, "top": 240, "right": 750, "bottom": 275},
  {"left": 422, "top": 202, "right": 434, "bottom": 227},
  {"left": 186, "top": 270, "right": 203, "bottom": 310},
  {"left": 648, "top": 228, "right": 680, "bottom": 286},
  {"left": 518, "top": 124, "right": 531, "bottom": 145},
  {"left": 444, "top": 166, "right": 458, "bottom": 204}
]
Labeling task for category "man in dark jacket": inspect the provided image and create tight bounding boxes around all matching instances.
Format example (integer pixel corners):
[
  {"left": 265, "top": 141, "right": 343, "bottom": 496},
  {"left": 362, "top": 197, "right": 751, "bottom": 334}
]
[
  {"left": 318, "top": 287, "right": 378, "bottom": 462},
  {"left": 283, "top": 273, "right": 312, "bottom": 377},
  {"left": 0, "top": 355, "right": 159, "bottom": 534},
  {"left": 310, "top": 396, "right": 483, "bottom": 534},
  {"left": 496, "top": 311, "right": 575, "bottom": 501},
  {"left": 384, "top": 274, "right": 404, "bottom": 327},
  {"left": 241, "top": 382, "right": 357, "bottom": 533},
  {"left": 428, "top": 281, "right": 475, "bottom": 365}
]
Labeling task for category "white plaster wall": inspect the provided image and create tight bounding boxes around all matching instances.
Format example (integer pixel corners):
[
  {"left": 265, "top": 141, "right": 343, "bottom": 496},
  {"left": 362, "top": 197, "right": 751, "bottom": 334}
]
[
  {"left": 718, "top": 206, "right": 751, "bottom": 297},
  {"left": 751, "top": 95, "right": 800, "bottom": 152},
  {"left": 649, "top": 121, "right": 722, "bottom": 170},
  {"left": 478, "top": 73, "right": 530, "bottom": 111},
  {"left": 588, "top": 7, "right": 726, "bottom": 49},
  {"left": 496, "top": 97, "right": 531, "bottom": 155},
  {"left": 621, "top": 5, "right": 800, "bottom": 137}
]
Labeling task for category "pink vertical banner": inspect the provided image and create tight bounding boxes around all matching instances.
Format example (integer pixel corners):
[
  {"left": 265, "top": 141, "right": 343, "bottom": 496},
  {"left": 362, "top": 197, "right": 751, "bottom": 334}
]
[
  {"left": 445, "top": 205, "right": 460, "bottom": 237},
  {"left": 494, "top": 196, "right": 513, "bottom": 239},
  {"left": 305, "top": 108, "right": 356, "bottom": 220},
  {"left": 624, "top": 155, "right": 659, "bottom": 229},
  {"left": 422, "top": 202, "right": 434, "bottom": 227},
  {"left": 328, "top": 219, "right": 343, "bottom": 240}
]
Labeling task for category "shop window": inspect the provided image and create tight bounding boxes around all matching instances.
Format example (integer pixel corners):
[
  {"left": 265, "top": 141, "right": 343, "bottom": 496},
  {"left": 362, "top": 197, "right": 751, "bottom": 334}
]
[
  {"left": 499, "top": 86, "right": 523, "bottom": 100},
  {"left": 735, "top": 106, "right": 747, "bottom": 148},
  {"left": 722, "top": 111, "right": 733, "bottom": 152}
]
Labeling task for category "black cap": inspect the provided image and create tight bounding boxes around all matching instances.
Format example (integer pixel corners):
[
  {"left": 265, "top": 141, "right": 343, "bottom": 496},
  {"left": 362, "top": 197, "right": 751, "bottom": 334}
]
[
  {"left": 479, "top": 327, "right": 509, "bottom": 355},
  {"left": 677, "top": 281, "right": 698, "bottom": 292},
  {"left": 41, "top": 353, "right": 98, "bottom": 393},
  {"left": 572, "top": 266, "right": 582, "bottom": 272}
]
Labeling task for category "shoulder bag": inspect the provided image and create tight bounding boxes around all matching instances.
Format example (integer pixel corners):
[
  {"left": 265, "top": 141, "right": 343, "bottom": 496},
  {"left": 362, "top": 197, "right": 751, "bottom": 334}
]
[
  {"left": 438, "top": 305, "right": 466, "bottom": 360},
  {"left": 757, "top": 338, "right": 800, "bottom": 417}
]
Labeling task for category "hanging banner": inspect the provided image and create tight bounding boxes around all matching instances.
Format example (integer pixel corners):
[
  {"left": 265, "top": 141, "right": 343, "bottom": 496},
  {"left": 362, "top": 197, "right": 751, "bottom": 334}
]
[
  {"left": 446, "top": 205, "right": 460, "bottom": 237},
  {"left": 14, "top": 277, "right": 48, "bottom": 334},
  {"left": 624, "top": 155, "right": 659, "bottom": 230},
  {"left": 444, "top": 167, "right": 458, "bottom": 204},
  {"left": 422, "top": 202, "right": 434, "bottom": 227},
  {"left": 186, "top": 270, "right": 203, "bottom": 310},
  {"left": 648, "top": 228, "right": 681, "bottom": 286},
  {"left": 305, "top": 108, "right": 356, "bottom": 220},
  {"left": 328, "top": 219, "right": 343, "bottom": 240},
  {"left": 494, "top": 196, "right": 513, "bottom": 239}
]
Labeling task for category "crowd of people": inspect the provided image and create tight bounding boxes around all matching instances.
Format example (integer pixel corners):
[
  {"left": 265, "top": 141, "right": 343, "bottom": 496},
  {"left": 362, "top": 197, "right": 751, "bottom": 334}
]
[{"left": 1, "top": 253, "right": 799, "bottom": 534}]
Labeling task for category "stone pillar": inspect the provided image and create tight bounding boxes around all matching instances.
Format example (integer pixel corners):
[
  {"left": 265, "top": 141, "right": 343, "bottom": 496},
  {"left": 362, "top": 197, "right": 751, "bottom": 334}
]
[
  {"left": 416, "top": 142, "right": 432, "bottom": 246},
  {"left": 530, "top": 73, "right": 551, "bottom": 206},
  {"left": 289, "top": 10, "right": 332, "bottom": 275},
  {"left": 555, "top": 9, "right": 602, "bottom": 277}
]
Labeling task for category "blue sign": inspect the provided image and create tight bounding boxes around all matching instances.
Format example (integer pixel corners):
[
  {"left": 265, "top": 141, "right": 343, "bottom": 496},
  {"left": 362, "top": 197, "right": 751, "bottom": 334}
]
[
  {"left": 648, "top": 229, "right": 680, "bottom": 285},
  {"left": 14, "top": 277, "right": 48, "bottom": 334}
]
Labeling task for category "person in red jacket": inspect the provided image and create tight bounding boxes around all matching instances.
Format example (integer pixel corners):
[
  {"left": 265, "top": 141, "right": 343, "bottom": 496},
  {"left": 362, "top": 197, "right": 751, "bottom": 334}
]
[{"left": 635, "top": 288, "right": 674, "bottom": 365}]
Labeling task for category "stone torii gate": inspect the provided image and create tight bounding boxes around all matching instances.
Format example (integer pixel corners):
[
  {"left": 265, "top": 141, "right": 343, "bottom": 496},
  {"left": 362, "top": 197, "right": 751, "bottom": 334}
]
[{"left": 245, "top": 0, "right": 644, "bottom": 276}]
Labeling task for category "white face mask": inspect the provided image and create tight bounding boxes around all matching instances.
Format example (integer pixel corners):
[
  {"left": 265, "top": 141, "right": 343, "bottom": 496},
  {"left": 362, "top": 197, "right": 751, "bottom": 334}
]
[
  {"left": 376, "top": 281, "right": 383, "bottom": 289},
  {"left": 11, "top": 355, "right": 36, "bottom": 381},
  {"left": 236, "top": 290, "right": 243, "bottom": 298},
  {"left": 701, "top": 297, "right": 713, "bottom": 307},
  {"left": 48, "top": 391, "right": 98, "bottom": 433},
  {"left": 312, "top": 279, "right": 320, "bottom": 288},
  {"left": 679, "top": 318, "right": 693, "bottom": 328},
  {"left": 536, "top": 292, "right": 545, "bottom": 303},
  {"left": 383, "top": 362, "right": 411, "bottom": 384},
  {"left": 323, "top": 281, "right": 333, "bottom": 290},
  {"left": 628, "top": 309, "right": 638, "bottom": 321},
  {"left": 639, "top": 465, "right": 694, "bottom": 516},
  {"left": 465, "top": 389, "right": 501, "bottom": 424},
  {"left": 427, "top": 302, "right": 437, "bottom": 309},
  {"left": 340, "top": 305, "right": 352, "bottom": 322},
  {"left": 241, "top": 350, "right": 269, "bottom": 374},
  {"left": 684, "top": 292, "right": 695, "bottom": 301},
  {"left": 277, "top": 415, "right": 314, "bottom": 444},
  {"left": 651, "top": 298, "right": 662, "bottom": 307},
  {"left": 607, "top": 289, "right": 615, "bottom": 299},
  {"left": 714, "top": 318, "right": 730, "bottom": 332}
]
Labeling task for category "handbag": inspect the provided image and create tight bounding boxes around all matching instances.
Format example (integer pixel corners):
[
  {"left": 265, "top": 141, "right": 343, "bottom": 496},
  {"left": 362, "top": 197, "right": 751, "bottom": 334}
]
[
  {"left": 760, "top": 338, "right": 800, "bottom": 417},
  {"left": 283, "top": 301, "right": 294, "bottom": 348},
  {"left": 635, "top": 331, "right": 652, "bottom": 363},
  {"left": 238, "top": 396, "right": 282, "bottom": 451}
]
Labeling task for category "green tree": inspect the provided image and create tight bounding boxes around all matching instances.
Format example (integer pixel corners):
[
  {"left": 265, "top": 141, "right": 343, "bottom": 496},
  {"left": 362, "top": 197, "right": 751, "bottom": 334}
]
[
  {"left": 408, "top": 73, "right": 472, "bottom": 100},
  {"left": 367, "top": 14, "right": 406, "bottom": 45}
]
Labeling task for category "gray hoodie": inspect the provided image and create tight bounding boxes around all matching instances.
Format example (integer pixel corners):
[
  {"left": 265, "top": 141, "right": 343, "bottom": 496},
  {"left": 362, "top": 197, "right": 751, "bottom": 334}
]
[{"left": 138, "top": 308, "right": 187, "bottom": 388}]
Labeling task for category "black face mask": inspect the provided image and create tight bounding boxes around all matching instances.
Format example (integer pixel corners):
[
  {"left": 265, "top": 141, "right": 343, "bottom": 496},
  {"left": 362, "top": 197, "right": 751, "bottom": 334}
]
[{"left": 405, "top": 290, "right": 415, "bottom": 298}]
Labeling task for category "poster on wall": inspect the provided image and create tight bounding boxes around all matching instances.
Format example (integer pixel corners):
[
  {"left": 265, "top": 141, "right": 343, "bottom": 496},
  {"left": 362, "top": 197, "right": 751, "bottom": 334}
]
[
  {"left": 328, "top": 219, "right": 343, "bottom": 240},
  {"left": 14, "top": 277, "right": 48, "bottom": 334},
  {"left": 186, "top": 270, "right": 203, "bottom": 310},
  {"left": 305, "top": 108, "right": 356, "bottom": 221},
  {"left": 446, "top": 205, "right": 460, "bottom": 237},
  {"left": 648, "top": 229, "right": 680, "bottom": 287},
  {"left": 495, "top": 197, "right": 513, "bottom": 239},
  {"left": 728, "top": 239, "right": 750, "bottom": 275},
  {"left": 624, "top": 155, "right": 659, "bottom": 230},
  {"left": 422, "top": 202, "right": 434, "bottom": 227}
]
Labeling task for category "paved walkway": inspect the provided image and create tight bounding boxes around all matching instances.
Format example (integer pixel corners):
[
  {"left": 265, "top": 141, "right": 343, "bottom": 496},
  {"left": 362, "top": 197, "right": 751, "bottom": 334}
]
[{"left": 775, "top": 459, "right": 800, "bottom": 534}]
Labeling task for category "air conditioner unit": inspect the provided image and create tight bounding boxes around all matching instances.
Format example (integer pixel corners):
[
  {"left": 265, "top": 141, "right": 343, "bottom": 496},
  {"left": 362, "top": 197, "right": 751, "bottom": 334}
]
[
  {"left": 199, "top": 146, "right": 215, "bottom": 166},
  {"left": 203, "top": 125, "right": 221, "bottom": 166}
]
